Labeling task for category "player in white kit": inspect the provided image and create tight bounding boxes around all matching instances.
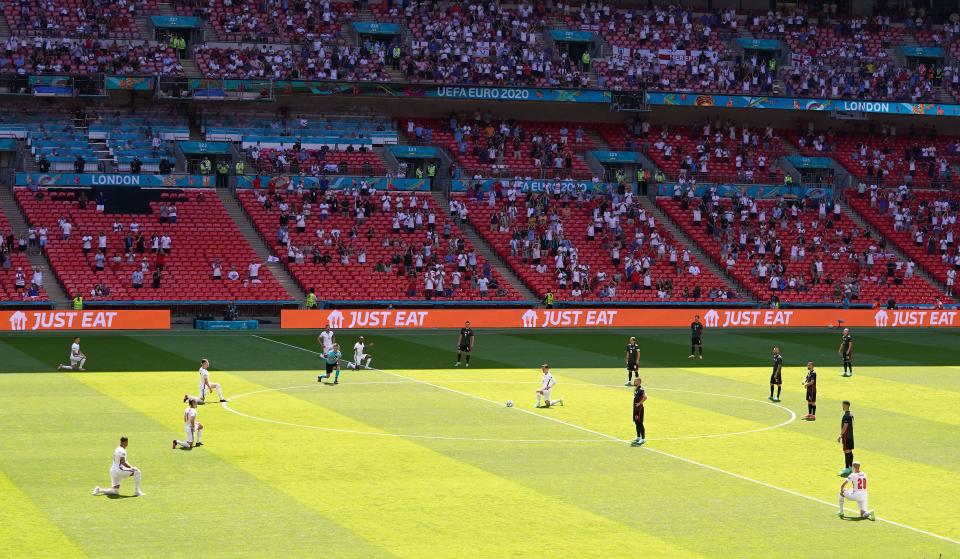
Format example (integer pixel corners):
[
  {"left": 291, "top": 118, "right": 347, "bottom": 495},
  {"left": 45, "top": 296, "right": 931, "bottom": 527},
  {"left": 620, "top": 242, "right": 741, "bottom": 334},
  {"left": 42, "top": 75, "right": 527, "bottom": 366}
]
[
  {"left": 57, "top": 336, "right": 86, "bottom": 371},
  {"left": 92, "top": 436, "right": 144, "bottom": 496},
  {"left": 317, "top": 326, "right": 336, "bottom": 353},
  {"left": 195, "top": 359, "right": 226, "bottom": 403},
  {"left": 352, "top": 336, "right": 373, "bottom": 370},
  {"left": 535, "top": 363, "right": 563, "bottom": 408},
  {"left": 173, "top": 397, "right": 203, "bottom": 449},
  {"left": 838, "top": 461, "right": 875, "bottom": 520}
]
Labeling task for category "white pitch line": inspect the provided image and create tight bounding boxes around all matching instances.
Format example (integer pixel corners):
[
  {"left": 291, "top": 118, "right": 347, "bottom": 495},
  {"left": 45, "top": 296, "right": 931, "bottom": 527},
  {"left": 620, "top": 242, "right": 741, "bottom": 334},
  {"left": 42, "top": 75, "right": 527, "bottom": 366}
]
[
  {"left": 224, "top": 381, "right": 793, "bottom": 443},
  {"left": 249, "top": 334, "right": 960, "bottom": 547}
]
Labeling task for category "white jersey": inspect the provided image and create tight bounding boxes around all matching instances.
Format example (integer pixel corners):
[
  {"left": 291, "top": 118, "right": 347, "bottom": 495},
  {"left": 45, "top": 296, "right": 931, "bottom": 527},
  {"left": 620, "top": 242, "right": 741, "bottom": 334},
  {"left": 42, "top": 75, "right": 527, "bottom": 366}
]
[
  {"left": 199, "top": 367, "right": 209, "bottom": 387},
  {"left": 185, "top": 407, "right": 197, "bottom": 429},
  {"left": 111, "top": 446, "right": 126, "bottom": 470},
  {"left": 319, "top": 331, "right": 335, "bottom": 351},
  {"left": 541, "top": 372, "right": 555, "bottom": 391},
  {"left": 70, "top": 342, "right": 81, "bottom": 361},
  {"left": 353, "top": 341, "right": 366, "bottom": 357},
  {"left": 846, "top": 471, "right": 868, "bottom": 494}
]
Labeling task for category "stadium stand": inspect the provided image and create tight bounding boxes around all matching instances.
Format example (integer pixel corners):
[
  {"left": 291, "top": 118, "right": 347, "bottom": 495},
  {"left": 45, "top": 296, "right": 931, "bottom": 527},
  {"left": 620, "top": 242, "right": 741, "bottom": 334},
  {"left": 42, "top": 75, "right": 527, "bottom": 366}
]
[
  {"left": 848, "top": 187, "right": 959, "bottom": 296},
  {"left": 237, "top": 187, "right": 523, "bottom": 301},
  {"left": 658, "top": 191, "right": 945, "bottom": 304},
  {"left": 176, "top": 0, "right": 351, "bottom": 43},
  {"left": 458, "top": 186, "right": 736, "bottom": 302},
  {"left": 15, "top": 188, "right": 288, "bottom": 301},
  {"left": 0, "top": 37, "right": 183, "bottom": 76},
  {"left": 3, "top": 0, "right": 155, "bottom": 39},
  {"left": 789, "top": 126, "right": 954, "bottom": 188},
  {"left": 403, "top": 117, "right": 595, "bottom": 179},
  {"left": 194, "top": 42, "right": 390, "bottom": 82},
  {"left": 599, "top": 121, "right": 786, "bottom": 183},
  {"left": 0, "top": 208, "right": 46, "bottom": 301}
]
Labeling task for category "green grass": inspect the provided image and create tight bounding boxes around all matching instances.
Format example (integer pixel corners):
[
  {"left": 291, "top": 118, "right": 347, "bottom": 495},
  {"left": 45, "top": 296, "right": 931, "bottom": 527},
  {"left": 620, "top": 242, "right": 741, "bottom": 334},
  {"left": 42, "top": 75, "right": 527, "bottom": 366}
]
[{"left": 1, "top": 329, "right": 958, "bottom": 558}]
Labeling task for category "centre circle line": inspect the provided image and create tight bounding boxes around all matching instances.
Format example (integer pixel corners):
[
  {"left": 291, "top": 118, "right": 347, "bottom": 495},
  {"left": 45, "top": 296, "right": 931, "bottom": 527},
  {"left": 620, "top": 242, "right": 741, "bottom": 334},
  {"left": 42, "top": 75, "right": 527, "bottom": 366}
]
[{"left": 221, "top": 379, "right": 796, "bottom": 443}]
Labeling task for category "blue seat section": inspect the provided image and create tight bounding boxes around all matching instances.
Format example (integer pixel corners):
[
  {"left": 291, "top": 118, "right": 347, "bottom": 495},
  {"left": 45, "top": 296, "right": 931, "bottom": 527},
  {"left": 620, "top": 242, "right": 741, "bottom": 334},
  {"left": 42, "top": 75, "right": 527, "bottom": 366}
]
[{"left": 203, "top": 114, "right": 397, "bottom": 145}]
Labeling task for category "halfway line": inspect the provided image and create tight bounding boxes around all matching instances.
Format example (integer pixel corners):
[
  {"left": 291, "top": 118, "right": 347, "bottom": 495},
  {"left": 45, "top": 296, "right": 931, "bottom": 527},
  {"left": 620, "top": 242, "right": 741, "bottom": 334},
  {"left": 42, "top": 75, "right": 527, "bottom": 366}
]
[{"left": 249, "top": 334, "right": 960, "bottom": 547}]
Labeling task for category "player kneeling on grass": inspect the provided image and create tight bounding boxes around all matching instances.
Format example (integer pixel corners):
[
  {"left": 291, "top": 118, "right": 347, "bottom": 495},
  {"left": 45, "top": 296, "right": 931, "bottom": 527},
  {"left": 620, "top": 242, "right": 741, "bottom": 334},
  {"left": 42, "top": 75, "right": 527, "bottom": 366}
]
[
  {"left": 535, "top": 364, "right": 563, "bottom": 408},
  {"left": 352, "top": 336, "right": 373, "bottom": 370},
  {"left": 93, "top": 436, "right": 144, "bottom": 497},
  {"left": 318, "top": 343, "right": 342, "bottom": 384},
  {"left": 197, "top": 359, "right": 227, "bottom": 404},
  {"left": 838, "top": 461, "right": 875, "bottom": 521},
  {"left": 173, "top": 397, "right": 203, "bottom": 449},
  {"left": 58, "top": 336, "right": 86, "bottom": 371}
]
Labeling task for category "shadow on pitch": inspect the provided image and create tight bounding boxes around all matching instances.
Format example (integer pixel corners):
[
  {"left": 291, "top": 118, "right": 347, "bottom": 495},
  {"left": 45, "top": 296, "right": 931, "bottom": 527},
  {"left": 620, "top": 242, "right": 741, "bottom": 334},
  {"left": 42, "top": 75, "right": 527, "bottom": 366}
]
[{"left": 105, "top": 494, "right": 137, "bottom": 499}]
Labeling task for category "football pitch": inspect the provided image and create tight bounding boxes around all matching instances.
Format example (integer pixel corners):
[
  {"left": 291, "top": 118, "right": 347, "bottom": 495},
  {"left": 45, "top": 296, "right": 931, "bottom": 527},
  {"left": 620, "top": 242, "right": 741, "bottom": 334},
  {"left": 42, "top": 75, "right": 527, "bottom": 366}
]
[{"left": 1, "top": 328, "right": 958, "bottom": 558}]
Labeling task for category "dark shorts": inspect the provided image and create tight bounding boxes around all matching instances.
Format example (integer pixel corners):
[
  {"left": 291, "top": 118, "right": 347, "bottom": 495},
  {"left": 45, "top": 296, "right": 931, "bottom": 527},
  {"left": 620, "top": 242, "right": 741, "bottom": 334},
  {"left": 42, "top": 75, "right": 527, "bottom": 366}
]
[
  {"left": 634, "top": 406, "right": 644, "bottom": 423},
  {"left": 843, "top": 353, "right": 852, "bottom": 362},
  {"left": 692, "top": 337, "right": 702, "bottom": 345},
  {"left": 627, "top": 361, "right": 638, "bottom": 372},
  {"left": 458, "top": 344, "right": 471, "bottom": 353},
  {"left": 770, "top": 373, "right": 782, "bottom": 385},
  {"left": 325, "top": 362, "right": 338, "bottom": 374},
  {"left": 806, "top": 388, "right": 816, "bottom": 402},
  {"left": 843, "top": 436, "right": 855, "bottom": 452}
]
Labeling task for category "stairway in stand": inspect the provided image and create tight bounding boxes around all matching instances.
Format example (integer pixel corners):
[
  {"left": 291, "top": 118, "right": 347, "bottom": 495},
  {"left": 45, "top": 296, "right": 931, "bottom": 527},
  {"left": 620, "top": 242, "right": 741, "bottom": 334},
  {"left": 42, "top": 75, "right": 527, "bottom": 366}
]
[
  {"left": 0, "top": 187, "right": 70, "bottom": 307},
  {"left": 215, "top": 188, "right": 303, "bottom": 302},
  {"left": 430, "top": 190, "right": 538, "bottom": 303}
]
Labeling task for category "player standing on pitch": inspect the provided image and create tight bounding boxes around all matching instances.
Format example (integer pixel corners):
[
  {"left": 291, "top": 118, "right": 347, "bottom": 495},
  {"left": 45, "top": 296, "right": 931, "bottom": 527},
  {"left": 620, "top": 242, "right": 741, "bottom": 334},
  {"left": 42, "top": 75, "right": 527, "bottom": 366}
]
[
  {"left": 838, "top": 328, "right": 854, "bottom": 377},
  {"left": 631, "top": 377, "right": 647, "bottom": 447},
  {"left": 837, "top": 400, "right": 855, "bottom": 476},
  {"left": 455, "top": 321, "right": 475, "bottom": 367},
  {"left": 625, "top": 336, "right": 640, "bottom": 386},
  {"left": 688, "top": 315, "right": 703, "bottom": 359},
  {"left": 92, "top": 436, "right": 144, "bottom": 497},
  {"left": 318, "top": 325, "right": 336, "bottom": 354},
  {"left": 769, "top": 347, "right": 783, "bottom": 402},
  {"left": 802, "top": 361, "right": 817, "bottom": 420},
  {"left": 838, "top": 461, "right": 874, "bottom": 520}
]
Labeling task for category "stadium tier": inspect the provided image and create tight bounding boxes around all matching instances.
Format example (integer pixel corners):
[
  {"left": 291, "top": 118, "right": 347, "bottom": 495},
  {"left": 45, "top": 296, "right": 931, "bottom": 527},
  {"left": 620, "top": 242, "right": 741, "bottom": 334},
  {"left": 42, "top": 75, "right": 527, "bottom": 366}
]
[
  {"left": 789, "top": 129, "right": 956, "bottom": 188},
  {"left": 15, "top": 188, "right": 288, "bottom": 301},
  {"left": 459, "top": 191, "right": 735, "bottom": 302},
  {"left": 3, "top": 0, "right": 155, "bottom": 39},
  {"left": 237, "top": 188, "right": 523, "bottom": 301},
  {"left": 0, "top": 206, "right": 46, "bottom": 301},
  {"left": 848, "top": 189, "right": 959, "bottom": 295},
  {"left": 657, "top": 194, "right": 945, "bottom": 304},
  {"left": 404, "top": 118, "right": 595, "bottom": 179},
  {"left": 178, "top": 0, "right": 351, "bottom": 43},
  {"left": 599, "top": 122, "right": 787, "bottom": 183}
]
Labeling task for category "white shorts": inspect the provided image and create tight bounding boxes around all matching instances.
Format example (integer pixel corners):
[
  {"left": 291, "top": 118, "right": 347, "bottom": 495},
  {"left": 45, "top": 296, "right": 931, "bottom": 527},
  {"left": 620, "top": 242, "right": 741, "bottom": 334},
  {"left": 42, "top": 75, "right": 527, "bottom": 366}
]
[
  {"left": 70, "top": 356, "right": 83, "bottom": 365},
  {"left": 842, "top": 489, "right": 868, "bottom": 510},
  {"left": 109, "top": 468, "right": 132, "bottom": 486},
  {"left": 184, "top": 425, "right": 195, "bottom": 443},
  {"left": 540, "top": 389, "right": 551, "bottom": 400},
  {"left": 354, "top": 353, "right": 367, "bottom": 364}
]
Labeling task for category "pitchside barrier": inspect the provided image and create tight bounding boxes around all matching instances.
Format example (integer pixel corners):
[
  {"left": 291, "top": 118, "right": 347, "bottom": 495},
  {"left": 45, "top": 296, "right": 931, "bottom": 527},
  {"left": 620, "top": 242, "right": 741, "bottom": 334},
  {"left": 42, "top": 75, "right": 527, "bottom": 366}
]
[
  {"left": 281, "top": 308, "right": 960, "bottom": 330},
  {"left": 0, "top": 310, "right": 170, "bottom": 332}
]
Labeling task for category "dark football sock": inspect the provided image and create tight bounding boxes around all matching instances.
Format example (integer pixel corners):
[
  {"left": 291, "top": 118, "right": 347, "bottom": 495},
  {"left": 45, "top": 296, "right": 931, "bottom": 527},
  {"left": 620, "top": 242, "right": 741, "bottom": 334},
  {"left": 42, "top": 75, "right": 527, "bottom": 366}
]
[{"left": 776, "top": 386, "right": 781, "bottom": 398}]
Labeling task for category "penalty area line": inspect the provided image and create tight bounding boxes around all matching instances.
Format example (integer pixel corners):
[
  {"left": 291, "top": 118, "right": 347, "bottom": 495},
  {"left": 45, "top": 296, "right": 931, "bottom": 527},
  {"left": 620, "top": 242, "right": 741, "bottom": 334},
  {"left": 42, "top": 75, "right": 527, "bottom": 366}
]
[{"left": 248, "top": 334, "right": 959, "bottom": 547}]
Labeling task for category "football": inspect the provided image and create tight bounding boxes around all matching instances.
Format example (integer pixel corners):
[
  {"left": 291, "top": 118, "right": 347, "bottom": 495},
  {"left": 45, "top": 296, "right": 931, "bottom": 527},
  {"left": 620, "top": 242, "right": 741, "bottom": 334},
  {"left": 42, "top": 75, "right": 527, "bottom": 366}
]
[{"left": 505, "top": 400, "right": 514, "bottom": 407}]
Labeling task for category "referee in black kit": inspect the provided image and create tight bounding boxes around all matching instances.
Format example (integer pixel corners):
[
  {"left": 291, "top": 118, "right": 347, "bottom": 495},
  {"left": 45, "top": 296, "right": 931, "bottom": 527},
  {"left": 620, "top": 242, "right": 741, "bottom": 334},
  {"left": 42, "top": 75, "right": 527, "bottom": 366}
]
[{"left": 631, "top": 377, "right": 647, "bottom": 447}]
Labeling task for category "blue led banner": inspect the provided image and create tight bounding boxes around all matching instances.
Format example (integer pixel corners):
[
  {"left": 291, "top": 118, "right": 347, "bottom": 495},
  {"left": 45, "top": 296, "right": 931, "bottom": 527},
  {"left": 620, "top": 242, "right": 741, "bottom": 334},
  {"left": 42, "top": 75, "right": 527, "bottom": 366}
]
[
  {"left": 17, "top": 173, "right": 214, "bottom": 188},
  {"left": 645, "top": 92, "right": 960, "bottom": 117}
]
